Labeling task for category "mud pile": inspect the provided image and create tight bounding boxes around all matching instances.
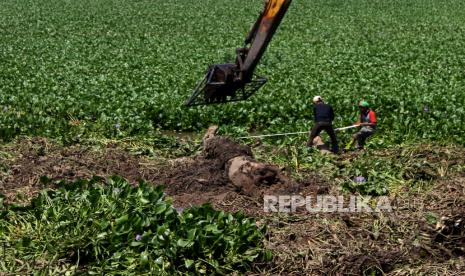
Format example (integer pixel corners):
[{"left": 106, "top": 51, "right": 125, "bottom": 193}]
[
  {"left": 0, "top": 138, "right": 146, "bottom": 200},
  {"left": 158, "top": 136, "right": 297, "bottom": 199},
  {"left": 0, "top": 136, "right": 313, "bottom": 208},
  {"left": 203, "top": 136, "right": 253, "bottom": 167}
]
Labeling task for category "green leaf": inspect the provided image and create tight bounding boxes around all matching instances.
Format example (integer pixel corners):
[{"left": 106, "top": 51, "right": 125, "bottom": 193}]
[
  {"left": 115, "top": 214, "right": 128, "bottom": 225},
  {"left": 184, "top": 259, "right": 194, "bottom": 269},
  {"left": 96, "top": 232, "right": 107, "bottom": 239},
  {"left": 177, "top": 239, "right": 193, "bottom": 248},
  {"left": 130, "top": 241, "right": 143, "bottom": 247},
  {"left": 155, "top": 203, "right": 167, "bottom": 215}
]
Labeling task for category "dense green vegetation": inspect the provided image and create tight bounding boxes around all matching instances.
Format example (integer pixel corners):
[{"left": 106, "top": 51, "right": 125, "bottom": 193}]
[
  {"left": 1, "top": 0, "right": 465, "bottom": 144},
  {"left": 1, "top": 0, "right": 465, "bottom": 273},
  {"left": 0, "top": 177, "right": 269, "bottom": 274}
]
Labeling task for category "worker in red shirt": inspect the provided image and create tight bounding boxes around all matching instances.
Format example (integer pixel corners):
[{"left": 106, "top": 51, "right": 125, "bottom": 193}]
[{"left": 350, "top": 100, "right": 377, "bottom": 150}]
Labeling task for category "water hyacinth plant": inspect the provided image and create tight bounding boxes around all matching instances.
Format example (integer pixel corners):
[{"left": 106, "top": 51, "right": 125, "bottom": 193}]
[
  {"left": 0, "top": 177, "right": 270, "bottom": 274},
  {"left": 1, "top": 0, "right": 465, "bottom": 145}
]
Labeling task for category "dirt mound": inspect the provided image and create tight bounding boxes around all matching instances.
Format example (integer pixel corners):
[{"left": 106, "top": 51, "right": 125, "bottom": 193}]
[
  {"left": 150, "top": 136, "right": 252, "bottom": 196},
  {"left": 0, "top": 136, "right": 311, "bottom": 208},
  {"left": 153, "top": 155, "right": 231, "bottom": 194},
  {"left": 155, "top": 136, "right": 297, "bottom": 200},
  {"left": 204, "top": 136, "right": 253, "bottom": 167}
]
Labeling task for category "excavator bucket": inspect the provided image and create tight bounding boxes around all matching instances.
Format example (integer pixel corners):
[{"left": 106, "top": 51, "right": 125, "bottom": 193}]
[
  {"left": 185, "top": 0, "right": 292, "bottom": 107},
  {"left": 185, "top": 64, "right": 267, "bottom": 106}
]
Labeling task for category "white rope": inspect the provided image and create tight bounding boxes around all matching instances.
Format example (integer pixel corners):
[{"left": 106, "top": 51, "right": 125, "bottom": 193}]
[
  {"left": 237, "top": 125, "right": 358, "bottom": 139},
  {"left": 237, "top": 131, "right": 308, "bottom": 139},
  {"left": 335, "top": 125, "right": 359, "bottom": 131}
]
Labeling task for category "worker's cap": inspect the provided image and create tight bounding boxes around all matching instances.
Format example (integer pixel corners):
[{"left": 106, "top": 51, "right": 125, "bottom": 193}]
[
  {"left": 312, "top": 96, "right": 323, "bottom": 103},
  {"left": 358, "top": 100, "right": 369, "bottom": 108}
]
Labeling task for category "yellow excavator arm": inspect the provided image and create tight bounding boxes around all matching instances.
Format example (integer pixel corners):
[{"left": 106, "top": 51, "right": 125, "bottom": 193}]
[{"left": 186, "top": 0, "right": 292, "bottom": 106}]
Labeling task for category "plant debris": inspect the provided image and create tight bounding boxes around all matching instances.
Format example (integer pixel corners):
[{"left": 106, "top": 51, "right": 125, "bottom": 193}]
[{"left": 1, "top": 137, "right": 465, "bottom": 274}]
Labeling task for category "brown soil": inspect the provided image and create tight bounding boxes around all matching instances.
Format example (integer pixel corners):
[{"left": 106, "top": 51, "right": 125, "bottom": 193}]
[
  {"left": 1, "top": 137, "right": 465, "bottom": 275},
  {"left": 142, "top": 136, "right": 309, "bottom": 209},
  {"left": 203, "top": 135, "right": 253, "bottom": 167},
  {"left": 0, "top": 138, "right": 148, "bottom": 201},
  {"left": 0, "top": 137, "right": 313, "bottom": 212}
]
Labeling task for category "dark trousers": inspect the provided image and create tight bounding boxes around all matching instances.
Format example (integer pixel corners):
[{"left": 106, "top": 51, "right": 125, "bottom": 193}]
[
  {"left": 308, "top": 122, "right": 339, "bottom": 152},
  {"left": 353, "top": 126, "right": 375, "bottom": 149}
]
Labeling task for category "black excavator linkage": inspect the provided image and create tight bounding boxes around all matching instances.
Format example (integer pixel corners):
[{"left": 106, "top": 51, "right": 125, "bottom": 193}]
[{"left": 185, "top": 0, "right": 292, "bottom": 106}]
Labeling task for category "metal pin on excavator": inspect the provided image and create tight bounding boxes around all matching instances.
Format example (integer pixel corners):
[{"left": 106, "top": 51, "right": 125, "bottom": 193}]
[{"left": 185, "top": 0, "right": 292, "bottom": 106}]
